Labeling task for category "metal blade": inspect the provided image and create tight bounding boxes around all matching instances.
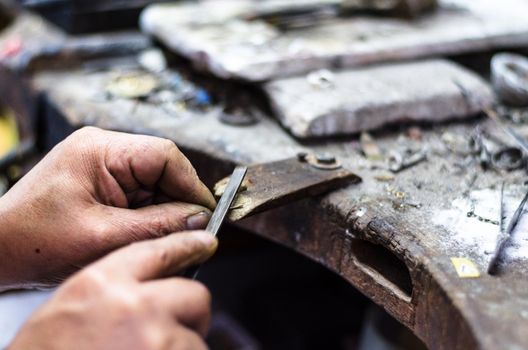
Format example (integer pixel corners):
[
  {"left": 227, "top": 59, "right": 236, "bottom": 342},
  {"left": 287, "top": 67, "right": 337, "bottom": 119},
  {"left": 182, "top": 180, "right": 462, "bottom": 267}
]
[
  {"left": 184, "top": 166, "right": 247, "bottom": 280},
  {"left": 206, "top": 166, "right": 247, "bottom": 236}
]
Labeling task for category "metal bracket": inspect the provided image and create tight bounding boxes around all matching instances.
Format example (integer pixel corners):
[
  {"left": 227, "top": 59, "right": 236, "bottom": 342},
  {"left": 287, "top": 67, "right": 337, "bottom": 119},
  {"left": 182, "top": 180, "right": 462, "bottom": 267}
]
[{"left": 214, "top": 154, "right": 361, "bottom": 221}]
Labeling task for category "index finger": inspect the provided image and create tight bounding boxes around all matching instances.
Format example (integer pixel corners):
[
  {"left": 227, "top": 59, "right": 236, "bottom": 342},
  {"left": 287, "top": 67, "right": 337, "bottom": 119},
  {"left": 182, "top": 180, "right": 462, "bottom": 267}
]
[
  {"left": 104, "top": 130, "right": 216, "bottom": 209},
  {"left": 93, "top": 231, "right": 218, "bottom": 281}
]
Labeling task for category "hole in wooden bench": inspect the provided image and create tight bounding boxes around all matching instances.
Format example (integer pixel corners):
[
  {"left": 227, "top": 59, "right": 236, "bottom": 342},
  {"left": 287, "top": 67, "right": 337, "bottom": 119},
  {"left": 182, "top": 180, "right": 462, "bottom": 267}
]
[{"left": 350, "top": 238, "right": 413, "bottom": 300}]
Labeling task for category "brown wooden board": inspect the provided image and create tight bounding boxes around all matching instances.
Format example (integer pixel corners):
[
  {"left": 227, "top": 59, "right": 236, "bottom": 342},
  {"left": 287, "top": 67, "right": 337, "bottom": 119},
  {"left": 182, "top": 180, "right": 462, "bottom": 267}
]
[
  {"left": 264, "top": 59, "right": 494, "bottom": 138},
  {"left": 32, "top": 66, "right": 528, "bottom": 350},
  {"left": 141, "top": 0, "right": 528, "bottom": 81}
]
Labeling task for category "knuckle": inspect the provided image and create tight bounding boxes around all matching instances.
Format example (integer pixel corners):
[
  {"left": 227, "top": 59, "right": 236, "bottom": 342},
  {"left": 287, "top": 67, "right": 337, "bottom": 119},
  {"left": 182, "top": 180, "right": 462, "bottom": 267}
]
[
  {"left": 133, "top": 240, "right": 173, "bottom": 272},
  {"left": 67, "top": 127, "right": 101, "bottom": 145},
  {"left": 154, "top": 247, "right": 173, "bottom": 271},
  {"left": 57, "top": 127, "right": 102, "bottom": 159},
  {"left": 189, "top": 281, "right": 212, "bottom": 308},
  {"left": 90, "top": 222, "right": 113, "bottom": 244},
  {"left": 115, "top": 292, "right": 143, "bottom": 315},
  {"left": 61, "top": 267, "right": 108, "bottom": 296},
  {"left": 160, "top": 138, "right": 179, "bottom": 153},
  {"left": 149, "top": 206, "right": 176, "bottom": 237},
  {"left": 77, "top": 267, "right": 107, "bottom": 287}
]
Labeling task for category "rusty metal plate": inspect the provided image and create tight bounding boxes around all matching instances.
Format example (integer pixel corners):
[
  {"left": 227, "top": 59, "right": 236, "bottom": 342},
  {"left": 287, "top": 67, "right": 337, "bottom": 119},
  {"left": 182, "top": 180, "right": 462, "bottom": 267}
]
[{"left": 214, "top": 155, "right": 361, "bottom": 221}]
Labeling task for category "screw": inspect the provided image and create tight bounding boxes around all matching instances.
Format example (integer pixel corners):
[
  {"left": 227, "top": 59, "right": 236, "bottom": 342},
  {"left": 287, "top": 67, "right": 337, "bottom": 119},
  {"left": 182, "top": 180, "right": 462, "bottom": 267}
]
[{"left": 315, "top": 153, "right": 336, "bottom": 165}]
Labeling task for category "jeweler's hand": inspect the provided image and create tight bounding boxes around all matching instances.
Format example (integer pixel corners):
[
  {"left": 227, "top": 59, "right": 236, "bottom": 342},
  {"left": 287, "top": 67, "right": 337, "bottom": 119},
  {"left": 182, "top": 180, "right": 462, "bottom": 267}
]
[
  {"left": 9, "top": 231, "right": 216, "bottom": 350},
  {"left": 0, "top": 127, "right": 216, "bottom": 290}
]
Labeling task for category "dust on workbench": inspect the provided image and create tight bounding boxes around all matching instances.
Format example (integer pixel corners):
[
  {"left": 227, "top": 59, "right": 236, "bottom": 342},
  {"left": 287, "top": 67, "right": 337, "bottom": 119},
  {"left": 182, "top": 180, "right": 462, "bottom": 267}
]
[
  {"left": 34, "top": 63, "right": 528, "bottom": 274},
  {"left": 349, "top": 116, "right": 528, "bottom": 269}
]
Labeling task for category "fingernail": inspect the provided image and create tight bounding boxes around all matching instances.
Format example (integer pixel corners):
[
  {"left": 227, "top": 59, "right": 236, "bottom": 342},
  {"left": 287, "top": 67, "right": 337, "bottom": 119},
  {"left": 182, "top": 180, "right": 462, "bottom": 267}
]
[{"left": 186, "top": 211, "right": 211, "bottom": 230}]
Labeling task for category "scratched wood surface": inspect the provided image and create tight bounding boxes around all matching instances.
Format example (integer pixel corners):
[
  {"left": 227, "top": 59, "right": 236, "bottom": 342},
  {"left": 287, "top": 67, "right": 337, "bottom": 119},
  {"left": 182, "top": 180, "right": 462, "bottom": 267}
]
[
  {"left": 32, "top": 66, "right": 528, "bottom": 350},
  {"left": 264, "top": 59, "right": 494, "bottom": 137},
  {"left": 141, "top": 0, "right": 528, "bottom": 81}
]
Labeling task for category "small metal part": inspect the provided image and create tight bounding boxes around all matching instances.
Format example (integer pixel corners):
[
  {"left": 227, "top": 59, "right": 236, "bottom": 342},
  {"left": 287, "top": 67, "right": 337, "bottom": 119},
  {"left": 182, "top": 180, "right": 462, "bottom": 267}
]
[
  {"left": 185, "top": 166, "right": 247, "bottom": 279},
  {"left": 491, "top": 147, "right": 524, "bottom": 171},
  {"left": 219, "top": 108, "right": 260, "bottom": 126},
  {"left": 304, "top": 153, "right": 342, "bottom": 170},
  {"left": 488, "top": 184, "right": 528, "bottom": 275},
  {"left": 315, "top": 153, "right": 336, "bottom": 164},
  {"left": 388, "top": 149, "right": 427, "bottom": 173},
  {"left": 485, "top": 108, "right": 528, "bottom": 155},
  {"left": 491, "top": 53, "right": 528, "bottom": 107}
]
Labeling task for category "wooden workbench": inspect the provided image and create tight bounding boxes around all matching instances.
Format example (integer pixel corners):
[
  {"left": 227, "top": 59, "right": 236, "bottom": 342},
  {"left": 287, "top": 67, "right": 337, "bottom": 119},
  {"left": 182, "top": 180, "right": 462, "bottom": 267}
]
[{"left": 32, "top": 65, "right": 528, "bottom": 350}]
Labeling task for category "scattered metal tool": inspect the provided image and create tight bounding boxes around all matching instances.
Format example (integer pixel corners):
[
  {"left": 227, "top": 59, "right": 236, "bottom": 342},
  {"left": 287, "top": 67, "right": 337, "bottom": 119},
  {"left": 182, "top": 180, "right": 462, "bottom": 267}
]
[
  {"left": 469, "top": 128, "right": 525, "bottom": 171},
  {"left": 488, "top": 184, "right": 528, "bottom": 275},
  {"left": 491, "top": 53, "right": 528, "bottom": 107},
  {"left": 492, "top": 147, "right": 524, "bottom": 171},
  {"left": 219, "top": 107, "right": 260, "bottom": 126},
  {"left": 185, "top": 166, "right": 248, "bottom": 279},
  {"left": 485, "top": 108, "right": 528, "bottom": 155},
  {"left": 387, "top": 149, "right": 427, "bottom": 173}
]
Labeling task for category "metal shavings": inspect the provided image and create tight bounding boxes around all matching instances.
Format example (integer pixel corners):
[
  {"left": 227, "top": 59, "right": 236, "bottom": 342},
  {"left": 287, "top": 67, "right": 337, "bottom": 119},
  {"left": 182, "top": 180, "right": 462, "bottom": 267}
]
[
  {"left": 105, "top": 73, "right": 160, "bottom": 99},
  {"left": 360, "top": 132, "right": 383, "bottom": 161},
  {"left": 388, "top": 149, "right": 427, "bottom": 173},
  {"left": 385, "top": 185, "right": 406, "bottom": 198},
  {"left": 442, "top": 131, "right": 471, "bottom": 155},
  {"left": 374, "top": 172, "right": 395, "bottom": 182},
  {"left": 466, "top": 210, "right": 499, "bottom": 226},
  {"left": 214, "top": 176, "right": 249, "bottom": 198}
]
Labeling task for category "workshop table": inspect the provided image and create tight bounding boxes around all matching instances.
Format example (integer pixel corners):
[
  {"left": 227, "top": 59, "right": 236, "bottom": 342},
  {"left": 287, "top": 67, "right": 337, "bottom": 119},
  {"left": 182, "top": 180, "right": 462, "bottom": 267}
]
[{"left": 32, "top": 65, "right": 528, "bottom": 350}]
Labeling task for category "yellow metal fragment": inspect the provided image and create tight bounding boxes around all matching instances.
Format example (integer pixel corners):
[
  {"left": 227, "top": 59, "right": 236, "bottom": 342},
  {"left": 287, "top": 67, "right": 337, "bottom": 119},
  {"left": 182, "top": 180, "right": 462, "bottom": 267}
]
[
  {"left": 451, "top": 257, "right": 480, "bottom": 278},
  {"left": 105, "top": 73, "right": 160, "bottom": 99}
]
